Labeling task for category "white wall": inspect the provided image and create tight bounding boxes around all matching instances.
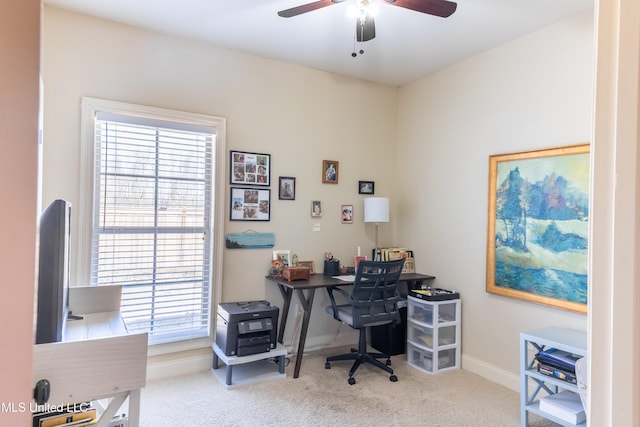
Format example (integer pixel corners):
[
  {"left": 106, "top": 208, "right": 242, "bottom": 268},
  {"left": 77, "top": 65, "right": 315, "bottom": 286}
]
[
  {"left": 42, "top": 7, "right": 399, "bottom": 364},
  {"left": 397, "top": 12, "right": 594, "bottom": 388}
]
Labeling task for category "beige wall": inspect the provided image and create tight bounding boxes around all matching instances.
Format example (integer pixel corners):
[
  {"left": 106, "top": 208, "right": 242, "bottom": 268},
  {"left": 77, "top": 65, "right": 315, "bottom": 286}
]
[
  {"left": 42, "top": 7, "right": 398, "bottom": 356},
  {"left": 0, "top": 1, "right": 40, "bottom": 425},
  {"left": 397, "top": 11, "right": 594, "bottom": 388}
]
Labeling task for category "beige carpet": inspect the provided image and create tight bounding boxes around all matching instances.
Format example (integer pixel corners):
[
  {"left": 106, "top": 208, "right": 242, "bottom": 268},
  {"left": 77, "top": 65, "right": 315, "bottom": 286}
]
[{"left": 139, "top": 346, "right": 558, "bottom": 426}]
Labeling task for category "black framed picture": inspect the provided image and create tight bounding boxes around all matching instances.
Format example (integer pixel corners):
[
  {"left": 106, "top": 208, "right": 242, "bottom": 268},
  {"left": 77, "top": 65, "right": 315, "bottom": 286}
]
[
  {"left": 279, "top": 176, "right": 296, "bottom": 200},
  {"left": 230, "top": 187, "right": 270, "bottom": 221},
  {"left": 358, "top": 181, "right": 375, "bottom": 194},
  {"left": 230, "top": 150, "right": 270, "bottom": 186}
]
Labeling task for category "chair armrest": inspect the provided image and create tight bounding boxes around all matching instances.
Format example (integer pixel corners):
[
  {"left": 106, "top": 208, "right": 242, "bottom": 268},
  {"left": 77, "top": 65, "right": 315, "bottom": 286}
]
[{"left": 326, "top": 286, "right": 350, "bottom": 320}]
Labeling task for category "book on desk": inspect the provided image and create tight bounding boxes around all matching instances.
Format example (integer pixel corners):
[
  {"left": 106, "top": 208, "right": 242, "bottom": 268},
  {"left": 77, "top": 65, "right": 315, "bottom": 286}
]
[{"left": 373, "top": 247, "right": 415, "bottom": 273}]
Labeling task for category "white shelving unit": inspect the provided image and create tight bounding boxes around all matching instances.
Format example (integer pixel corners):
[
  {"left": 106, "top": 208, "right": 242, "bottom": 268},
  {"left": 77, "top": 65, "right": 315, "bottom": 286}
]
[
  {"left": 33, "top": 286, "right": 148, "bottom": 427},
  {"left": 520, "top": 327, "right": 587, "bottom": 426},
  {"left": 212, "top": 342, "right": 287, "bottom": 386},
  {"left": 406, "top": 295, "right": 460, "bottom": 374}
]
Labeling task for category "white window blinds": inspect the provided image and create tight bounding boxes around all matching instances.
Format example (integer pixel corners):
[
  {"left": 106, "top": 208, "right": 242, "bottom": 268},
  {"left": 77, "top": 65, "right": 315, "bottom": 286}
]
[{"left": 91, "top": 110, "right": 216, "bottom": 344}]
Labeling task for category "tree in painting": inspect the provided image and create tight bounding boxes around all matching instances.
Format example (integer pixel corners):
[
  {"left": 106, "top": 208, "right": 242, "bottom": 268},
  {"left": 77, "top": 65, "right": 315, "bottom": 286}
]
[{"left": 494, "top": 161, "right": 589, "bottom": 305}]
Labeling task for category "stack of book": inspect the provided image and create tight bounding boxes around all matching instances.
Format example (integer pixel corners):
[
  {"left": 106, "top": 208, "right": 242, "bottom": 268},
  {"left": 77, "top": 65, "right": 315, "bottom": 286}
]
[
  {"left": 535, "top": 347, "right": 582, "bottom": 385},
  {"left": 32, "top": 406, "right": 128, "bottom": 427},
  {"left": 373, "top": 247, "right": 415, "bottom": 273},
  {"left": 32, "top": 403, "right": 97, "bottom": 427}
]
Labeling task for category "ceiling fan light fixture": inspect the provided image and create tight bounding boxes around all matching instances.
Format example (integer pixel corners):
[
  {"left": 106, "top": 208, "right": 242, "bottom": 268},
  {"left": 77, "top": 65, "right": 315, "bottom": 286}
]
[{"left": 347, "top": 0, "right": 379, "bottom": 20}]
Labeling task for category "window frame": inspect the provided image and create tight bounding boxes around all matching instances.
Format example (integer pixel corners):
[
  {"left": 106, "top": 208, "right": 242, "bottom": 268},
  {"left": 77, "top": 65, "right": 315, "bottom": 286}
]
[{"left": 79, "top": 97, "right": 226, "bottom": 354}]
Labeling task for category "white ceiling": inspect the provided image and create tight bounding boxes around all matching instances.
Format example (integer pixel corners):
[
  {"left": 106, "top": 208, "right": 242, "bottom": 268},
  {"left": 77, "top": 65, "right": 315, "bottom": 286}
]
[{"left": 44, "top": 0, "right": 593, "bottom": 86}]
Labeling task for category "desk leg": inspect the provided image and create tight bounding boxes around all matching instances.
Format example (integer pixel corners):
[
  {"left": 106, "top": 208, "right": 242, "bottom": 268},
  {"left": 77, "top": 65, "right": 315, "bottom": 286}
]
[
  {"left": 276, "top": 285, "right": 293, "bottom": 344},
  {"left": 128, "top": 389, "right": 141, "bottom": 427},
  {"left": 213, "top": 352, "right": 219, "bottom": 369},
  {"left": 292, "top": 288, "right": 315, "bottom": 378}
]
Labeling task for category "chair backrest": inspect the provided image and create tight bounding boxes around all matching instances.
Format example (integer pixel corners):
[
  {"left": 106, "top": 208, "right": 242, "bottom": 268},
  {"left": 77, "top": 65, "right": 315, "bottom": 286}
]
[{"left": 348, "top": 259, "right": 405, "bottom": 329}]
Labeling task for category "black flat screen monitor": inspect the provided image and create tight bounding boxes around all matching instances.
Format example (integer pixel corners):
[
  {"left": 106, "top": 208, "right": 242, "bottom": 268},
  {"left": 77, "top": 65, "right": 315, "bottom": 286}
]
[{"left": 35, "top": 199, "right": 71, "bottom": 344}]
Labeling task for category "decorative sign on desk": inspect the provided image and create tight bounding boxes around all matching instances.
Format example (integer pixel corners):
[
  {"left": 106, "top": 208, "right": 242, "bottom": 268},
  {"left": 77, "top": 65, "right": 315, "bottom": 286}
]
[{"left": 225, "top": 232, "right": 275, "bottom": 249}]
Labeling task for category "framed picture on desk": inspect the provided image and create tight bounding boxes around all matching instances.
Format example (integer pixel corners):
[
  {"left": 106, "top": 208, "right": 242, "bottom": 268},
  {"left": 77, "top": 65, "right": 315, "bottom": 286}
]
[
  {"left": 297, "top": 260, "right": 316, "bottom": 274},
  {"left": 273, "top": 250, "right": 291, "bottom": 268}
]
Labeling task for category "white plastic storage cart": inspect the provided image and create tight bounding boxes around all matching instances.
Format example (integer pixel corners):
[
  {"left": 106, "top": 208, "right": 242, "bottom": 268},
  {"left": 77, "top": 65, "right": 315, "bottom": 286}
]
[{"left": 406, "top": 294, "right": 460, "bottom": 374}]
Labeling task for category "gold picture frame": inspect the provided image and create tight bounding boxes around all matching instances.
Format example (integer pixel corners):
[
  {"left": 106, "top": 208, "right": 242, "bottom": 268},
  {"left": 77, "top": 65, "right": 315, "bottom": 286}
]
[
  {"left": 297, "top": 260, "right": 316, "bottom": 274},
  {"left": 322, "top": 160, "right": 339, "bottom": 184},
  {"left": 486, "top": 144, "right": 590, "bottom": 314}
]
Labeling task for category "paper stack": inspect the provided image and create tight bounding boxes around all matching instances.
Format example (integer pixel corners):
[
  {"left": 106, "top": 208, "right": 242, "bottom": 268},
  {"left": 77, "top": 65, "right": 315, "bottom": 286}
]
[{"left": 539, "top": 391, "right": 586, "bottom": 424}]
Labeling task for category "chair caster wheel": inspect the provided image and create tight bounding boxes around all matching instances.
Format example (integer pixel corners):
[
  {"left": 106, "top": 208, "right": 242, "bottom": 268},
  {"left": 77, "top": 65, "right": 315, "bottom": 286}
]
[
  {"left": 386, "top": 359, "right": 392, "bottom": 366},
  {"left": 348, "top": 377, "right": 356, "bottom": 385},
  {"left": 390, "top": 375, "right": 398, "bottom": 382},
  {"left": 325, "top": 362, "right": 331, "bottom": 369}
]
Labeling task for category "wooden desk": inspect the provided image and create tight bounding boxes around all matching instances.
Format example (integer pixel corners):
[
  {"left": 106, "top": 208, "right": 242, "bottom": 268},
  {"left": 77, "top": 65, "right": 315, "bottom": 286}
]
[{"left": 265, "top": 272, "right": 434, "bottom": 378}]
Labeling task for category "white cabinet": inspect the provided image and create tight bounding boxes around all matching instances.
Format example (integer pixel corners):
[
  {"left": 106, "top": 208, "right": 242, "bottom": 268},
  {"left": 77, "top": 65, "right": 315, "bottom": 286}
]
[
  {"left": 406, "top": 296, "right": 460, "bottom": 374},
  {"left": 520, "top": 327, "right": 587, "bottom": 426}
]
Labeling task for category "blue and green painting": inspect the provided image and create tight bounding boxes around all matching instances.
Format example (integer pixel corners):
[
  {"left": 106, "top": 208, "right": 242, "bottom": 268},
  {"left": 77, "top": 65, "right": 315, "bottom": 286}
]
[
  {"left": 494, "top": 153, "right": 589, "bottom": 305},
  {"left": 225, "top": 232, "right": 275, "bottom": 249}
]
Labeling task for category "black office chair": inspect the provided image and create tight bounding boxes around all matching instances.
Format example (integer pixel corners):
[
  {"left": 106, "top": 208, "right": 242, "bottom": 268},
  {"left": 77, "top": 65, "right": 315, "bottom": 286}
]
[{"left": 324, "top": 259, "right": 405, "bottom": 385}]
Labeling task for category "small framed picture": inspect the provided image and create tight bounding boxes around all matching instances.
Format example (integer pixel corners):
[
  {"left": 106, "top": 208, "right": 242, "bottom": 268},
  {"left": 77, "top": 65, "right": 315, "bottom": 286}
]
[
  {"left": 272, "top": 250, "right": 292, "bottom": 268},
  {"left": 358, "top": 181, "right": 375, "bottom": 194},
  {"left": 354, "top": 255, "right": 367, "bottom": 271},
  {"left": 230, "top": 150, "right": 270, "bottom": 186},
  {"left": 341, "top": 204, "right": 353, "bottom": 224},
  {"left": 297, "top": 260, "right": 316, "bottom": 274},
  {"left": 230, "top": 187, "right": 270, "bottom": 221},
  {"left": 311, "top": 200, "right": 322, "bottom": 217},
  {"left": 279, "top": 176, "right": 296, "bottom": 200},
  {"left": 322, "top": 160, "right": 339, "bottom": 184}
]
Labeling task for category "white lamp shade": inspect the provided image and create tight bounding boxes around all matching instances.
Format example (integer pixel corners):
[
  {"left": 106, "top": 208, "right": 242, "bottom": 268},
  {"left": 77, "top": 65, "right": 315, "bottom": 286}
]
[{"left": 364, "top": 197, "right": 390, "bottom": 223}]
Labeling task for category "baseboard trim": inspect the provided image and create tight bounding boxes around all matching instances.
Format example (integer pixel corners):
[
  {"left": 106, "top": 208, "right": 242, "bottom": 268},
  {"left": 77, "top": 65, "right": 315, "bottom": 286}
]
[
  {"left": 146, "top": 343, "right": 520, "bottom": 392},
  {"left": 461, "top": 353, "right": 519, "bottom": 392},
  {"left": 147, "top": 350, "right": 213, "bottom": 381}
]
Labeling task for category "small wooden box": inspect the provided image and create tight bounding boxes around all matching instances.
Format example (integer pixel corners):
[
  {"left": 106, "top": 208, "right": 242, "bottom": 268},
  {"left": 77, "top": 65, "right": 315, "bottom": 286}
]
[{"left": 282, "top": 266, "right": 310, "bottom": 282}]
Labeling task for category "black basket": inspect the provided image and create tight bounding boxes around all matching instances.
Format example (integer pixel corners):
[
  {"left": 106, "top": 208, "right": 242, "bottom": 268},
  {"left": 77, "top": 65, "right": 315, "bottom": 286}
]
[{"left": 409, "top": 288, "right": 459, "bottom": 301}]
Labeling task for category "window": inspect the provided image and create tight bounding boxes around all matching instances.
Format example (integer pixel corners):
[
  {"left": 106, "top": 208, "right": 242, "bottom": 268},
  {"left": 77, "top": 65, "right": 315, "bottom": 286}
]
[{"left": 80, "top": 98, "right": 225, "bottom": 345}]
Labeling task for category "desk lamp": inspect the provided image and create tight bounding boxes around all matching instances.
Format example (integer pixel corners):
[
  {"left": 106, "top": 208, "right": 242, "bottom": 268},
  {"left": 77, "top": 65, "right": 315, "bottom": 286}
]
[{"left": 364, "top": 197, "right": 389, "bottom": 261}]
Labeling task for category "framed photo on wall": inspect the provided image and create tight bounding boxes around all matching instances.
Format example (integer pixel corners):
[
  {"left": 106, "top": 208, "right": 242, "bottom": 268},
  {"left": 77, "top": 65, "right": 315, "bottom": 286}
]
[
  {"left": 279, "top": 176, "right": 295, "bottom": 200},
  {"left": 311, "top": 200, "right": 322, "bottom": 217},
  {"left": 341, "top": 204, "right": 353, "bottom": 224},
  {"left": 358, "top": 181, "right": 374, "bottom": 194},
  {"left": 230, "top": 187, "right": 270, "bottom": 221},
  {"left": 322, "top": 160, "right": 339, "bottom": 184},
  {"left": 486, "top": 143, "right": 590, "bottom": 314},
  {"left": 230, "top": 150, "right": 270, "bottom": 186}
]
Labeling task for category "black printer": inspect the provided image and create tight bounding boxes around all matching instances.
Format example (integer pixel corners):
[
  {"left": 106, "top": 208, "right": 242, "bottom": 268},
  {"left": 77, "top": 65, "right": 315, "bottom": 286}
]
[{"left": 216, "top": 300, "right": 279, "bottom": 356}]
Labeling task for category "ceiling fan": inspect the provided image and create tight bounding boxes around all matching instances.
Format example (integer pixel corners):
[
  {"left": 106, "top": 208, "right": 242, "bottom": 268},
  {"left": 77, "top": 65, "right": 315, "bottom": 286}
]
[{"left": 277, "top": 0, "right": 457, "bottom": 42}]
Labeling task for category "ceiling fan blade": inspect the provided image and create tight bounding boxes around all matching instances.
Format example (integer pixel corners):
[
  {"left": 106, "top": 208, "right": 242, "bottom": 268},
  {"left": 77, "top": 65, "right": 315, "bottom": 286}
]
[
  {"left": 384, "top": 0, "right": 457, "bottom": 18},
  {"left": 278, "top": 0, "right": 341, "bottom": 18},
  {"left": 356, "top": 16, "right": 376, "bottom": 42}
]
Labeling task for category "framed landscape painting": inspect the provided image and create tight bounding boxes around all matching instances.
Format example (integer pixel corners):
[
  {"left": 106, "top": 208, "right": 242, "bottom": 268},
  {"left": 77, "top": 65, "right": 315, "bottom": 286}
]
[{"left": 486, "top": 144, "right": 590, "bottom": 314}]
